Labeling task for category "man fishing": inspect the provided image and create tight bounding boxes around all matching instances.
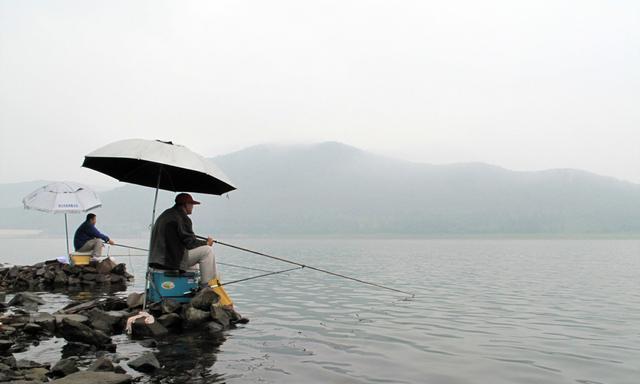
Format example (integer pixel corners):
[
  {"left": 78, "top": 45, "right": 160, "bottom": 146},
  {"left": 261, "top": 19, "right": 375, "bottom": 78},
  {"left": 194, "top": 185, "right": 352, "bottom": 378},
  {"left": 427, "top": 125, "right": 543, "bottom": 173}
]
[
  {"left": 149, "top": 193, "right": 217, "bottom": 286},
  {"left": 74, "top": 213, "right": 115, "bottom": 257}
]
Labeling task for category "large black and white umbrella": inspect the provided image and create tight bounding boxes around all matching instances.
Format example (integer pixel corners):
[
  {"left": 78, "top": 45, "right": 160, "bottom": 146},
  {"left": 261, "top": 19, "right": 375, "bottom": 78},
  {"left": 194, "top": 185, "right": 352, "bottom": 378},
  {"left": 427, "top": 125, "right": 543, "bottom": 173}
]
[
  {"left": 82, "top": 138, "right": 235, "bottom": 223},
  {"left": 82, "top": 139, "right": 235, "bottom": 195}
]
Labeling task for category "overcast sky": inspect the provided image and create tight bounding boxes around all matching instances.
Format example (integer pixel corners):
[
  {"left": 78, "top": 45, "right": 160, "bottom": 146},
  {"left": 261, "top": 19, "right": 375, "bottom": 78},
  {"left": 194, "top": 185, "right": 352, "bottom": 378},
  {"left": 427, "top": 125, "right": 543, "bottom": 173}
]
[{"left": 1, "top": 0, "right": 639, "bottom": 187}]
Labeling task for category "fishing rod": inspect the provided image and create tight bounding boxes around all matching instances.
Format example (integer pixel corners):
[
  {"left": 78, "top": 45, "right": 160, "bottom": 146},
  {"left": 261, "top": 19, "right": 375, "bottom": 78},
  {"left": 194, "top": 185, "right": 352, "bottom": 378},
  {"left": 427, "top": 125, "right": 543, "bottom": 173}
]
[
  {"left": 197, "top": 236, "right": 414, "bottom": 296},
  {"left": 110, "top": 242, "right": 275, "bottom": 273}
]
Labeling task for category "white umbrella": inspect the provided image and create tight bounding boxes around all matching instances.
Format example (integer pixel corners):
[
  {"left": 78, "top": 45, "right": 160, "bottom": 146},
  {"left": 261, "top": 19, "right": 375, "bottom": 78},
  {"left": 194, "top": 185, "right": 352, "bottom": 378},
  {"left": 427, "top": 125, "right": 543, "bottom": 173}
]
[{"left": 23, "top": 181, "right": 102, "bottom": 255}]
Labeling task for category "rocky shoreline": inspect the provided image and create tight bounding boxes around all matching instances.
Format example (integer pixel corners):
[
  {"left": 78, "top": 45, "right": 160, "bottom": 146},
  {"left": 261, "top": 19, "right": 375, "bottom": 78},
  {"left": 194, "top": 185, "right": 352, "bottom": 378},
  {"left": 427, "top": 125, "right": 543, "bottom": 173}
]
[{"left": 0, "top": 260, "right": 246, "bottom": 383}]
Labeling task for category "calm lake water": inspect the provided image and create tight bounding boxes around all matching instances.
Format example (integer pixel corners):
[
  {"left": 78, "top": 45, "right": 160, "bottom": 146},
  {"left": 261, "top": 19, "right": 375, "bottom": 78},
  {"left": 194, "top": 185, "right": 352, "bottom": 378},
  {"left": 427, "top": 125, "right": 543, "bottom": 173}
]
[{"left": 1, "top": 237, "right": 639, "bottom": 384}]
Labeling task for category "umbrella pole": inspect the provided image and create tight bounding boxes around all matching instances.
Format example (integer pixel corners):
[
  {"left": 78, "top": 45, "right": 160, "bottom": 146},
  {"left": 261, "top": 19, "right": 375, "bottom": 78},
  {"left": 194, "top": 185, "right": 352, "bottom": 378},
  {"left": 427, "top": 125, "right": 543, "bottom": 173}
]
[
  {"left": 143, "top": 169, "right": 162, "bottom": 311},
  {"left": 64, "top": 213, "right": 70, "bottom": 256}
]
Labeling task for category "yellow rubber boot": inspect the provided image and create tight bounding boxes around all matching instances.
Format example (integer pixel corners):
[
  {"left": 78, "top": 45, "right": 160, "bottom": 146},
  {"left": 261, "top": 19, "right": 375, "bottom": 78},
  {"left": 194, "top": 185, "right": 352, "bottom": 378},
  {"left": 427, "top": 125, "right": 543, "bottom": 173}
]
[{"left": 208, "top": 278, "right": 234, "bottom": 307}]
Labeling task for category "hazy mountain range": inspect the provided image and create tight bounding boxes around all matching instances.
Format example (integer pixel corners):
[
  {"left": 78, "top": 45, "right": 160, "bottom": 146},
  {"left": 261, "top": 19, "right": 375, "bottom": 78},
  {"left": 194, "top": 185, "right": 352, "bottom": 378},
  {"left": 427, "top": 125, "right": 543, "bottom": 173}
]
[{"left": 2, "top": 142, "right": 640, "bottom": 237}]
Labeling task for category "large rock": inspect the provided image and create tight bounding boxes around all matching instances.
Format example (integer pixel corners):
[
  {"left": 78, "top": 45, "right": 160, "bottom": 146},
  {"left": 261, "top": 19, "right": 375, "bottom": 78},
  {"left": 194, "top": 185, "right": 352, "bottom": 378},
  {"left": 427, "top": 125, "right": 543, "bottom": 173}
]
[
  {"left": 50, "top": 371, "right": 132, "bottom": 384},
  {"left": 82, "top": 273, "right": 98, "bottom": 281},
  {"left": 190, "top": 287, "right": 219, "bottom": 311},
  {"left": 16, "top": 359, "right": 48, "bottom": 369},
  {"left": 54, "top": 314, "right": 89, "bottom": 327},
  {"left": 110, "top": 274, "right": 126, "bottom": 285},
  {"left": 183, "top": 307, "right": 211, "bottom": 328},
  {"left": 22, "top": 366, "right": 49, "bottom": 381},
  {"left": 127, "top": 352, "right": 161, "bottom": 373},
  {"left": 49, "top": 358, "right": 79, "bottom": 378},
  {"left": 58, "top": 318, "right": 112, "bottom": 347},
  {"left": 87, "top": 309, "right": 127, "bottom": 335},
  {"left": 0, "top": 340, "right": 13, "bottom": 354},
  {"left": 31, "top": 312, "right": 56, "bottom": 332},
  {"left": 131, "top": 318, "right": 168, "bottom": 339},
  {"left": 96, "top": 258, "right": 117, "bottom": 274},
  {"left": 210, "top": 305, "right": 232, "bottom": 328},
  {"left": 111, "top": 263, "right": 127, "bottom": 276},
  {"left": 8, "top": 292, "right": 44, "bottom": 307},
  {"left": 157, "top": 313, "right": 181, "bottom": 329},
  {"left": 54, "top": 270, "right": 68, "bottom": 285},
  {"left": 23, "top": 322, "right": 42, "bottom": 335},
  {"left": 87, "top": 356, "right": 115, "bottom": 372},
  {"left": 161, "top": 299, "right": 182, "bottom": 314},
  {"left": 95, "top": 274, "right": 112, "bottom": 284},
  {"left": 126, "top": 292, "right": 144, "bottom": 308}
]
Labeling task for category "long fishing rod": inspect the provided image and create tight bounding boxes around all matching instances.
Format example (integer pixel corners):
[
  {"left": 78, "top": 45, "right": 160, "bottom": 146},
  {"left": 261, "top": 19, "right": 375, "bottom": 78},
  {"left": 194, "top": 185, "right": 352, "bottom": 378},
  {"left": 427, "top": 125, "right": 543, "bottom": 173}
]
[
  {"left": 110, "top": 242, "right": 275, "bottom": 273},
  {"left": 197, "top": 236, "right": 414, "bottom": 296}
]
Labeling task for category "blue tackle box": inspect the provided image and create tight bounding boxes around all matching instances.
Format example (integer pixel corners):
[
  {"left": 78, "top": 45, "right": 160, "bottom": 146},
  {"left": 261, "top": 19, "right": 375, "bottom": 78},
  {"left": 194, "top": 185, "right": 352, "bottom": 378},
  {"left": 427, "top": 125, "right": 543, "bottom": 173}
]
[{"left": 148, "top": 270, "right": 199, "bottom": 303}]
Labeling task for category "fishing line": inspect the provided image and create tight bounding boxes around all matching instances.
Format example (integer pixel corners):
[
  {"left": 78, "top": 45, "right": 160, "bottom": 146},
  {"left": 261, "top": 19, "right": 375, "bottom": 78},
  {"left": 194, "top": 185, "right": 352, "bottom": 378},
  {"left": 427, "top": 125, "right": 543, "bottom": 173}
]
[{"left": 197, "top": 236, "right": 415, "bottom": 297}]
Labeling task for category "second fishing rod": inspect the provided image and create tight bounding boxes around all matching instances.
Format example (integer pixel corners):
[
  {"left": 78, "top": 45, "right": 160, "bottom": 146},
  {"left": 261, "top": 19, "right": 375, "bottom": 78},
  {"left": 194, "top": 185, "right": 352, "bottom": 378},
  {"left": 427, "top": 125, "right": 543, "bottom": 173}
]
[{"left": 196, "top": 235, "right": 414, "bottom": 296}]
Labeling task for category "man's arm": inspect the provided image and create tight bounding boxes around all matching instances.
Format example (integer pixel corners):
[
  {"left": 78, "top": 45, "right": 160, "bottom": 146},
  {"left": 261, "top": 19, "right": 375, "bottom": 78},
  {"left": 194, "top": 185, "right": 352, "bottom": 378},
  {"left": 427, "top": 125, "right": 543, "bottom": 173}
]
[
  {"left": 89, "top": 225, "right": 111, "bottom": 244},
  {"left": 178, "top": 217, "right": 207, "bottom": 249}
]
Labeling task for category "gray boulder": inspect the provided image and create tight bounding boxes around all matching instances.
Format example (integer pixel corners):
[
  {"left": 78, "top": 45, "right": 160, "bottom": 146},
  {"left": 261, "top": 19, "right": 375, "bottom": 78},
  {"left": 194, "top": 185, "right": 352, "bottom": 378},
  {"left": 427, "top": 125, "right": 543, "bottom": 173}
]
[
  {"left": 22, "top": 367, "right": 49, "bottom": 381},
  {"left": 210, "top": 305, "right": 232, "bottom": 328},
  {"left": 58, "top": 318, "right": 112, "bottom": 347},
  {"left": 190, "top": 287, "right": 219, "bottom": 310},
  {"left": 49, "top": 358, "right": 79, "bottom": 378},
  {"left": 54, "top": 270, "right": 68, "bottom": 285},
  {"left": 157, "top": 313, "right": 181, "bottom": 329},
  {"left": 131, "top": 318, "right": 168, "bottom": 339},
  {"left": 0, "top": 340, "right": 13, "bottom": 354},
  {"left": 87, "top": 356, "right": 115, "bottom": 372},
  {"left": 126, "top": 292, "right": 145, "bottom": 308},
  {"left": 184, "top": 307, "right": 211, "bottom": 328},
  {"left": 87, "top": 309, "right": 128, "bottom": 335},
  {"left": 54, "top": 314, "right": 89, "bottom": 328},
  {"left": 127, "top": 351, "right": 161, "bottom": 373},
  {"left": 161, "top": 299, "right": 181, "bottom": 314},
  {"left": 8, "top": 292, "right": 44, "bottom": 307},
  {"left": 30, "top": 312, "right": 56, "bottom": 332},
  {"left": 96, "top": 258, "right": 117, "bottom": 274},
  {"left": 23, "top": 322, "right": 42, "bottom": 335}
]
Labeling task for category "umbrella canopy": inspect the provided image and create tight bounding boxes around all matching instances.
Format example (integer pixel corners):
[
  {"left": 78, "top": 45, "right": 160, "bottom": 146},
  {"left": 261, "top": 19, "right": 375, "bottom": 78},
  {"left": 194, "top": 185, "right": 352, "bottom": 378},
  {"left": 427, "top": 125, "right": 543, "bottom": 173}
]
[
  {"left": 23, "top": 181, "right": 102, "bottom": 213},
  {"left": 22, "top": 181, "right": 102, "bottom": 256},
  {"left": 82, "top": 139, "right": 235, "bottom": 195}
]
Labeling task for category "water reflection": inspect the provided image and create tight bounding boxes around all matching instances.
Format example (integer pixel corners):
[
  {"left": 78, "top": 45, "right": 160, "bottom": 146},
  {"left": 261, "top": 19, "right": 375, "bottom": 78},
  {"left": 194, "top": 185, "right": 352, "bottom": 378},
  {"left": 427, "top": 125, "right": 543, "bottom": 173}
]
[{"left": 148, "top": 332, "right": 227, "bottom": 383}]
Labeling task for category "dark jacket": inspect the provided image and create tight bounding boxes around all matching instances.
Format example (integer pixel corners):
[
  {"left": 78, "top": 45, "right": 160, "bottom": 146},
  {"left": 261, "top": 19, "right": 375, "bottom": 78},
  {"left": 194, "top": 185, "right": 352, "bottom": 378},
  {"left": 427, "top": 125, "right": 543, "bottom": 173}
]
[
  {"left": 73, "top": 220, "right": 110, "bottom": 250},
  {"left": 149, "top": 205, "right": 207, "bottom": 270}
]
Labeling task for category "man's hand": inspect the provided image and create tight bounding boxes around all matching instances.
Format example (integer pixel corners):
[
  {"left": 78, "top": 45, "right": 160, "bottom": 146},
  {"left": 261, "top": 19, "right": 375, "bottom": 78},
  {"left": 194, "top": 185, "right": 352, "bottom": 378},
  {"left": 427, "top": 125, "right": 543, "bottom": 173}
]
[
  {"left": 207, "top": 236, "right": 214, "bottom": 247},
  {"left": 108, "top": 239, "right": 115, "bottom": 245}
]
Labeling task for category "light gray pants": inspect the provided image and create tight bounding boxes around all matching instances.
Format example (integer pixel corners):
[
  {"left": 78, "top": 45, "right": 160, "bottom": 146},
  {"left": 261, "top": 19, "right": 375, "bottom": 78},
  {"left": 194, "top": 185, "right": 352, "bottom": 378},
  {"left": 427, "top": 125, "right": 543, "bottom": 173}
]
[
  {"left": 77, "top": 238, "right": 103, "bottom": 257},
  {"left": 180, "top": 245, "right": 217, "bottom": 286}
]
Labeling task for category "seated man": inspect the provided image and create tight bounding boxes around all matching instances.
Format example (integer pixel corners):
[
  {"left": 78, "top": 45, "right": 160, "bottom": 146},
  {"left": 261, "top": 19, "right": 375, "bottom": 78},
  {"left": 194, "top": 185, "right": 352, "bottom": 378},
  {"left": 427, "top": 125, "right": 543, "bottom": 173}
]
[
  {"left": 150, "top": 193, "right": 217, "bottom": 286},
  {"left": 73, "top": 213, "right": 115, "bottom": 257}
]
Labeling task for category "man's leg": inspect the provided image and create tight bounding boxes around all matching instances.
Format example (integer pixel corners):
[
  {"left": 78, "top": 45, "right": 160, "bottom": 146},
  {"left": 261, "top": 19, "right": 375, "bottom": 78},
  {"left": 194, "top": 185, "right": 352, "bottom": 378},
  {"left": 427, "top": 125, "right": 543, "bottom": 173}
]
[
  {"left": 181, "top": 245, "right": 217, "bottom": 285},
  {"left": 77, "top": 238, "right": 103, "bottom": 257}
]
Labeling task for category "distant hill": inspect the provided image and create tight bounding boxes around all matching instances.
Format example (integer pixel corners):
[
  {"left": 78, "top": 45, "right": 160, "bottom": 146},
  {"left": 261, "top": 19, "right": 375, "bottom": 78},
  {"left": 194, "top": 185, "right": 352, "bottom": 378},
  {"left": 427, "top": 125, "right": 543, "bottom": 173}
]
[{"left": 2, "top": 142, "right": 640, "bottom": 236}]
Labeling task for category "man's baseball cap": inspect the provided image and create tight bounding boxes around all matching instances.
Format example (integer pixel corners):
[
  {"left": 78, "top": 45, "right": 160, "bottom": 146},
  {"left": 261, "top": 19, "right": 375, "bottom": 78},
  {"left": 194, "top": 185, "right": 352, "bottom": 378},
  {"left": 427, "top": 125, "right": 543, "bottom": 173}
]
[{"left": 175, "top": 193, "right": 200, "bottom": 205}]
